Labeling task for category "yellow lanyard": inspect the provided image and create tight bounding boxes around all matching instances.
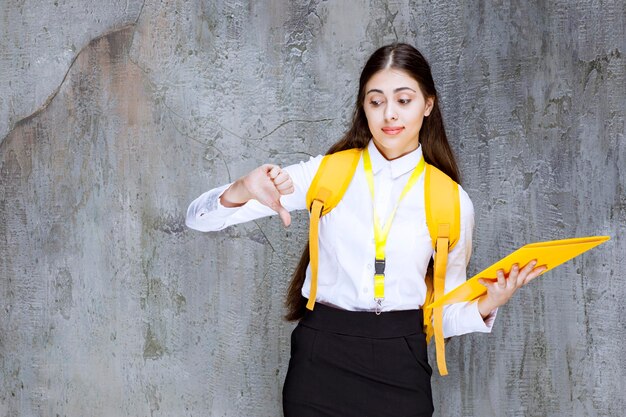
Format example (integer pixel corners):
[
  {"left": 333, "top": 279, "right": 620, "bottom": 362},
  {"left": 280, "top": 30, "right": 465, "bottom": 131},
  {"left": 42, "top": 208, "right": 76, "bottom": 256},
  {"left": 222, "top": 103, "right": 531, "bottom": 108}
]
[{"left": 362, "top": 147, "right": 425, "bottom": 313}]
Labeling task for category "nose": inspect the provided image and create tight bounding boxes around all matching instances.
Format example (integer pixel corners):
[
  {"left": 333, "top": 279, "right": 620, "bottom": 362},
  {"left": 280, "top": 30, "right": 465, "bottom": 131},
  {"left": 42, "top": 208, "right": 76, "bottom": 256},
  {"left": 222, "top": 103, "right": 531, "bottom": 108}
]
[{"left": 384, "top": 103, "right": 398, "bottom": 121}]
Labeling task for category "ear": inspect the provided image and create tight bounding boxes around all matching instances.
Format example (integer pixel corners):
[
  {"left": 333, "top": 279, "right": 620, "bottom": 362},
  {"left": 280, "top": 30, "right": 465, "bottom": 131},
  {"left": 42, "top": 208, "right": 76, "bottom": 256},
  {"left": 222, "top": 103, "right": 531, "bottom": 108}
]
[{"left": 424, "top": 97, "right": 435, "bottom": 117}]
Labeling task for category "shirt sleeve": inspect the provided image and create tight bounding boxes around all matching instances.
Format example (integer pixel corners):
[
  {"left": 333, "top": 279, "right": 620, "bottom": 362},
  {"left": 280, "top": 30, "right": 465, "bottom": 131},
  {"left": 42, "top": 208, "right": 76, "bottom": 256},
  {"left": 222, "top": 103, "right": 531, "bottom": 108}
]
[
  {"left": 439, "top": 186, "right": 498, "bottom": 338},
  {"left": 185, "top": 155, "right": 324, "bottom": 232}
]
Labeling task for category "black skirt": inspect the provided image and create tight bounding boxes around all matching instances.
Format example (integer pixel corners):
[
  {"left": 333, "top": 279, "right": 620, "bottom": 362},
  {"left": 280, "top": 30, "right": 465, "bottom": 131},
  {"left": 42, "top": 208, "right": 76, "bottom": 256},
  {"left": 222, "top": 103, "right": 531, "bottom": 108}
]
[{"left": 282, "top": 302, "right": 434, "bottom": 417}]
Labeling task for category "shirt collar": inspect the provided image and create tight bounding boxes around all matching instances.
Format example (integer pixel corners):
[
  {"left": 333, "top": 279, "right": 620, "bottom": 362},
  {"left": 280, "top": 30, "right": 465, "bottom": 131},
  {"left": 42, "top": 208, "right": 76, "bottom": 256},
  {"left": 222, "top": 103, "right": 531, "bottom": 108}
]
[{"left": 366, "top": 139, "right": 424, "bottom": 179}]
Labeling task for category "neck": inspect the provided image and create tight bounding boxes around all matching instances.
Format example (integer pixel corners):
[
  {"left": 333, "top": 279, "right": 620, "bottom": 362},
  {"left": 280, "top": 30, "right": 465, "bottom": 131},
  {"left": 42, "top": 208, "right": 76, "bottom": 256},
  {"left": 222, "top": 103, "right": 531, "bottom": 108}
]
[{"left": 372, "top": 140, "right": 419, "bottom": 161}]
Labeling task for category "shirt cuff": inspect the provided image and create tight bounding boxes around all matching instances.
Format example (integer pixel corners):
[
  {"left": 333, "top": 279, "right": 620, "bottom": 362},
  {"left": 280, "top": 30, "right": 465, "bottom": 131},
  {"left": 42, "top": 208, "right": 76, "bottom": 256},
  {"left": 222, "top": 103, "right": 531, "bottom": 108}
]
[
  {"left": 186, "top": 183, "right": 242, "bottom": 231},
  {"left": 197, "top": 183, "right": 241, "bottom": 216},
  {"left": 468, "top": 300, "right": 498, "bottom": 333},
  {"left": 447, "top": 300, "right": 498, "bottom": 337}
]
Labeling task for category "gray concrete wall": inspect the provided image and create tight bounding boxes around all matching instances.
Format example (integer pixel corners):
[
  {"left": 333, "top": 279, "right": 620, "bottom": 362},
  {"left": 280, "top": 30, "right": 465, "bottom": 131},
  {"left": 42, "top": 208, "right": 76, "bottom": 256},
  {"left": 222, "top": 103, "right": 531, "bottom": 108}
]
[{"left": 1, "top": 1, "right": 624, "bottom": 416}]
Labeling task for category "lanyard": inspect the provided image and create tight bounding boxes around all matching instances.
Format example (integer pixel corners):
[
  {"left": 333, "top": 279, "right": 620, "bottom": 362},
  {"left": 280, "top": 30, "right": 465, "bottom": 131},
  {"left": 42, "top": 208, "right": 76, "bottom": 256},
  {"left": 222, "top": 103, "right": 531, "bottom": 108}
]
[{"left": 362, "top": 147, "right": 425, "bottom": 313}]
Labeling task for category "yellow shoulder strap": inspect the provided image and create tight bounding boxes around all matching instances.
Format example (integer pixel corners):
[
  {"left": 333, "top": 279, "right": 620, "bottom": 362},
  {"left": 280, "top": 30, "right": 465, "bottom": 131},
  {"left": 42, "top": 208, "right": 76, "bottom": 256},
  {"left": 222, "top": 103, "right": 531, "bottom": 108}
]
[
  {"left": 423, "top": 163, "right": 461, "bottom": 376},
  {"left": 305, "top": 148, "right": 361, "bottom": 310}
]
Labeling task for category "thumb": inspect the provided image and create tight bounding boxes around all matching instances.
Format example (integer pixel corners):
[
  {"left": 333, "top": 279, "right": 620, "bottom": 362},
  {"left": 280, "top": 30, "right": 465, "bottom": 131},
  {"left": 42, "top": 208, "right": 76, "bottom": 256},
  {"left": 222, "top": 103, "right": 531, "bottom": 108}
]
[
  {"left": 276, "top": 205, "right": 292, "bottom": 227},
  {"left": 267, "top": 197, "right": 291, "bottom": 227}
]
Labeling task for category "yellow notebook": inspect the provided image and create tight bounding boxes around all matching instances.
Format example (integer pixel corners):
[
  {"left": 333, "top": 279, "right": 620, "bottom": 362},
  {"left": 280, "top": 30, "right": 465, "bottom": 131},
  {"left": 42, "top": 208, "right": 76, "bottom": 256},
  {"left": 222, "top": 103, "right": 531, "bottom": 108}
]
[{"left": 425, "top": 236, "right": 610, "bottom": 309}]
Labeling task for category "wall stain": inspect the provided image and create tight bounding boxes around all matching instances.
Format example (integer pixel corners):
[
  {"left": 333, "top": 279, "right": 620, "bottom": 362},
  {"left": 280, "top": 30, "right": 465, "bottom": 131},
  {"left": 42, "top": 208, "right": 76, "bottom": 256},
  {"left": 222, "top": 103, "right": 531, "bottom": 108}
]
[
  {"left": 140, "top": 277, "right": 187, "bottom": 316},
  {"left": 581, "top": 48, "right": 622, "bottom": 90},
  {"left": 144, "top": 383, "right": 161, "bottom": 417},
  {"left": 3, "top": 26, "right": 138, "bottom": 146},
  {"left": 143, "top": 324, "right": 167, "bottom": 360},
  {"left": 151, "top": 214, "right": 186, "bottom": 235},
  {"left": 52, "top": 267, "right": 73, "bottom": 320}
]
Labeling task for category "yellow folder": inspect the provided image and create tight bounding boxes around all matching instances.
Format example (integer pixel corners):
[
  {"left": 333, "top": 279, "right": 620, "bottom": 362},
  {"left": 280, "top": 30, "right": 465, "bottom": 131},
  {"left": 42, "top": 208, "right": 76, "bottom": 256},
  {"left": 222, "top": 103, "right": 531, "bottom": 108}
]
[{"left": 425, "top": 236, "right": 610, "bottom": 309}]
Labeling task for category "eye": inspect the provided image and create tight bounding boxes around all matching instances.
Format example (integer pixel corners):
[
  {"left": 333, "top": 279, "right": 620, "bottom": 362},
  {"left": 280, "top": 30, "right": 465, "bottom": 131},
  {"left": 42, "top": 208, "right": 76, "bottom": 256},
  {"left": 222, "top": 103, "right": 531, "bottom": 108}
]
[
  {"left": 369, "top": 99, "right": 383, "bottom": 107},
  {"left": 398, "top": 98, "right": 412, "bottom": 105}
]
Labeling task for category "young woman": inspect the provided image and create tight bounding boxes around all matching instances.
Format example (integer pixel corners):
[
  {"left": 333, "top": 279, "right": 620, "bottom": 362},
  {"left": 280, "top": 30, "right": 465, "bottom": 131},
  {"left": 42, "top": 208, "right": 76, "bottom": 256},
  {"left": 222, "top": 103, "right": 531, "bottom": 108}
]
[{"left": 186, "top": 43, "right": 545, "bottom": 417}]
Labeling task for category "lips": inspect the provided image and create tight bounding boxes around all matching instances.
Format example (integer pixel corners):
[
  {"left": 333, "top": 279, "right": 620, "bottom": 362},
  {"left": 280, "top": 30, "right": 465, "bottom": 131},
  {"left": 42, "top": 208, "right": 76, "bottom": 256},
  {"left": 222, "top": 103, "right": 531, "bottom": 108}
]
[{"left": 381, "top": 126, "right": 404, "bottom": 135}]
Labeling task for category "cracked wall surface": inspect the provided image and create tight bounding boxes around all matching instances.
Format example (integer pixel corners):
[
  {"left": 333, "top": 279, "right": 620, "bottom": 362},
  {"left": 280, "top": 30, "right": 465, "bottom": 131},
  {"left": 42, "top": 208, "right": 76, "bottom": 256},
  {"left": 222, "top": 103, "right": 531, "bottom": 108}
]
[
  {"left": 1, "top": 1, "right": 625, "bottom": 416},
  {"left": 0, "top": 0, "right": 145, "bottom": 143}
]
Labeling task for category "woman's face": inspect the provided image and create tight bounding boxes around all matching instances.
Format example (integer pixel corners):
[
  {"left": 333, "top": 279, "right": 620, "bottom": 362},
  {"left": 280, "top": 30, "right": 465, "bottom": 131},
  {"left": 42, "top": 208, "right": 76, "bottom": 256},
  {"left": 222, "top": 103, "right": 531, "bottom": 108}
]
[{"left": 363, "top": 68, "right": 434, "bottom": 160}]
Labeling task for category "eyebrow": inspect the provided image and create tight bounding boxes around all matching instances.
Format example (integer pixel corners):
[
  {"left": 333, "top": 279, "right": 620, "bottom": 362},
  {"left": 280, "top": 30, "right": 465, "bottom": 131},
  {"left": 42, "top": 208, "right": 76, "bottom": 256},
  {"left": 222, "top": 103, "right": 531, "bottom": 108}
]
[{"left": 366, "top": 87, "right": 417, "bottom": 95}]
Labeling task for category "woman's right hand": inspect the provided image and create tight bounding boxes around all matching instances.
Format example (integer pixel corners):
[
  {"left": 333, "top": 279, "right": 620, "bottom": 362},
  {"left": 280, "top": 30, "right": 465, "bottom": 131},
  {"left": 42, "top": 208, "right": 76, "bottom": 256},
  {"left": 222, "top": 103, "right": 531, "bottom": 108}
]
[{"left": 220, "top": 164, "right": 295, "bottom": 227}]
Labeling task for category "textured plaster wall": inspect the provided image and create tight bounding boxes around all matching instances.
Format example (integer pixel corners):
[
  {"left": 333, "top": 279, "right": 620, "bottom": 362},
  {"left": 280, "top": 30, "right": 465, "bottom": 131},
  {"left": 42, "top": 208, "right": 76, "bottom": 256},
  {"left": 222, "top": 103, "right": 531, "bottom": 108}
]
[{"left": 1, "top": 1, "right": 624, "bottom": 417}]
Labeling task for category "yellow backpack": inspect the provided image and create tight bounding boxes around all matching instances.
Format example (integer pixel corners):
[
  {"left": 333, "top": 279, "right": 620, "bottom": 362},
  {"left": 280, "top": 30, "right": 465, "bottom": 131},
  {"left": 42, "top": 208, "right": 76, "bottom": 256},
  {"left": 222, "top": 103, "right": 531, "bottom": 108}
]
[{"left": 305, "top": 148, "right": 461, "bottom": 376}]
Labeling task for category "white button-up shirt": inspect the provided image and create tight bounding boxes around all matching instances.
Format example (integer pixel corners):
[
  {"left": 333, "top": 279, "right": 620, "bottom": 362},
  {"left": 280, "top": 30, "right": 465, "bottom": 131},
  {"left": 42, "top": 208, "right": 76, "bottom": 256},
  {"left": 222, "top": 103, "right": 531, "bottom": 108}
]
[{"left": 186, "top": 140, "right": 496, "bottom": 337}]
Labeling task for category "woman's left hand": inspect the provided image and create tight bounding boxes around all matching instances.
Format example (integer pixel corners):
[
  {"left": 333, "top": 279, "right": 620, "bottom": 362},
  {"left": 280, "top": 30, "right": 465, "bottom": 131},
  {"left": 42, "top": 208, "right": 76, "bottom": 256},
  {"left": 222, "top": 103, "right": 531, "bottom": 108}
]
[{"left": 477, "top": 260, "right": 547, "bottom": 318}]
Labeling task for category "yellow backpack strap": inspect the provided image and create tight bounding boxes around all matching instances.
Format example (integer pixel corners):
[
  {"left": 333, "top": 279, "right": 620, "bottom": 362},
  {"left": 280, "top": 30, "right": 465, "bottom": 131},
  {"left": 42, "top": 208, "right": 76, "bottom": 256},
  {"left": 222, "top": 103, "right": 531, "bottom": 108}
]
[
  {"left": 305, "top": 148, "right": 362, "bottom": 310},
  {"left": 423, "top": 163, "right": 461, "bottom": 376}
]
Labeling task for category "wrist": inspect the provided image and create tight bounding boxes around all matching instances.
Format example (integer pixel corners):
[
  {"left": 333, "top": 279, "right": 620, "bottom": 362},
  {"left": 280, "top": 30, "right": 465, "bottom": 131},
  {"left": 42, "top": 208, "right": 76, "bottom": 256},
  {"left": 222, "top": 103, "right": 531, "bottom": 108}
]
[
  {"left": 220, "top": 179, "right": 251, "bottom": 207},
  {"left": 477, "top": 295, "right": 498, "bottom": 319}
]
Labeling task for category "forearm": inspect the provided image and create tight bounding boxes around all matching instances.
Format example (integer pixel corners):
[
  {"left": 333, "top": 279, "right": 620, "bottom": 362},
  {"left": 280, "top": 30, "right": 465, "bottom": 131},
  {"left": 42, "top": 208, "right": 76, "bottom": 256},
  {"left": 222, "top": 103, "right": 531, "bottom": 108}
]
[{"left": 186, "top": 156, "right": 321, "bottom": 232}]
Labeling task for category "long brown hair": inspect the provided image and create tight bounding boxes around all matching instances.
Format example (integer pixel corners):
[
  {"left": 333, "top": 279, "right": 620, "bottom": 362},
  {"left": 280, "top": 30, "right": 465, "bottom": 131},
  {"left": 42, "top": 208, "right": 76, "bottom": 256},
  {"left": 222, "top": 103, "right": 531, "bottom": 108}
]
[{"left": 285, "top": 43, "right": 461, "bottom": 321}]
